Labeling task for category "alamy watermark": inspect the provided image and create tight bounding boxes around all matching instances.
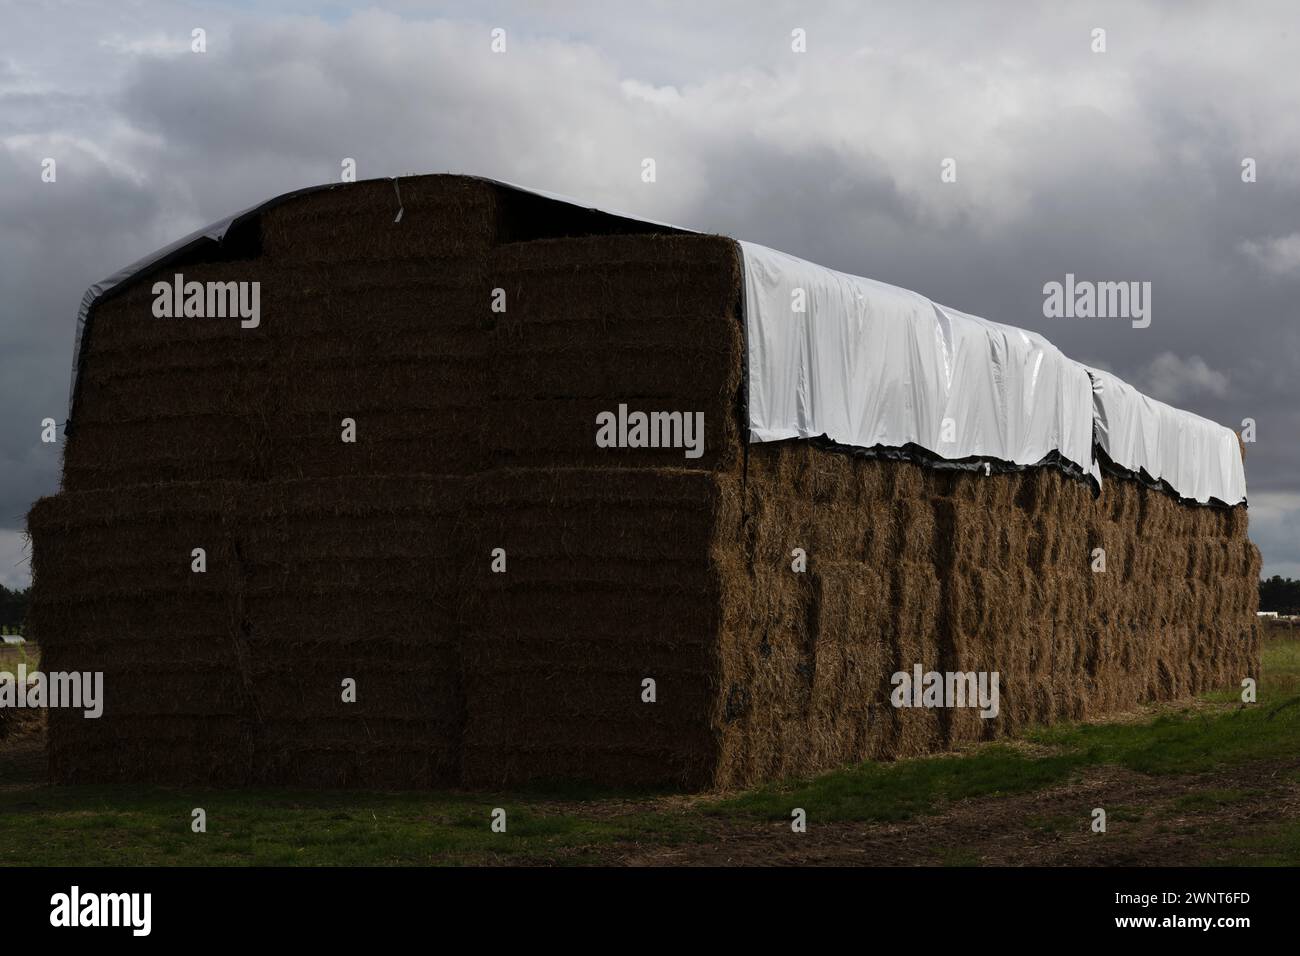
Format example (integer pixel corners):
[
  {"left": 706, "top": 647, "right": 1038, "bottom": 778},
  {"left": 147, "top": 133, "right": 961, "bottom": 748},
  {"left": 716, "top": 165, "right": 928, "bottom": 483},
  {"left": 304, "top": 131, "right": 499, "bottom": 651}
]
[
  {"left": 1042, "top": 273, "right": 1151, "bottom": 329},
  {"left": 595, "top": 403, "right": 705, "bottom": 459},
  {"left": 0, "top": 664, "right": 103, "bottom": 718},
  {"left": 50, "top": 886, "right": 151, "bottom": 936},
  {"left": 152, "top": 273, "right": 260, "bottom": 328},
  {"left": 891, "top": 664, "right": 1000, "bottom": 718}
]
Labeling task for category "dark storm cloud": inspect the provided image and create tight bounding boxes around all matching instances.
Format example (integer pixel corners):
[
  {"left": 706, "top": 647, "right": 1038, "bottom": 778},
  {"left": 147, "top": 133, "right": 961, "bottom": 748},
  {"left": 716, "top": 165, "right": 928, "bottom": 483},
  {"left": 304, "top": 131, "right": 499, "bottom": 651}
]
[{"left": 1, "top": 0, "right": 1298, "bottom": 587}]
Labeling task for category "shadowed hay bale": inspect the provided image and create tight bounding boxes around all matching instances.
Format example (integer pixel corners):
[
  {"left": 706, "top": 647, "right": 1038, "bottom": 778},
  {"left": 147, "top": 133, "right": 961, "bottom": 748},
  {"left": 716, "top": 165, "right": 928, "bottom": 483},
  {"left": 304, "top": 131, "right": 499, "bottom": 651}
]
[
  {"left": 29, "top": 475, "right": 470, "bottom": 786},
  {"left": 65, "top": 225, "right": 743, "bottom": 490},
  {"left": 460, "top": 468, "right": 730, "bottom": 789}
]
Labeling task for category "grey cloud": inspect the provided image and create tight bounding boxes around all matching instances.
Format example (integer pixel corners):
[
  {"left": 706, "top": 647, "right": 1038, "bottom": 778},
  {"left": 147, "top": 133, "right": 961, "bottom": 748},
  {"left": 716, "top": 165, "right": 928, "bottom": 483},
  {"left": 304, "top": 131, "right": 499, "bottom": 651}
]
[
  {"left": 1239, "top": 234, "right": 1300, "bottom": 277},
  {"left": 1139, "top": 353, "right": 1230, "bottom": 404}
]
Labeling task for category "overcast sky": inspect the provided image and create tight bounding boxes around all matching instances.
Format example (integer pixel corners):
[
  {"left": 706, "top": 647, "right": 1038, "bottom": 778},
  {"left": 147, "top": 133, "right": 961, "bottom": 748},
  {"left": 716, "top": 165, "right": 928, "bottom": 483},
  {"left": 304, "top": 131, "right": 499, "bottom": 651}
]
[{"left": 2, "top": 0, "right": 1298, "bottom": 588}]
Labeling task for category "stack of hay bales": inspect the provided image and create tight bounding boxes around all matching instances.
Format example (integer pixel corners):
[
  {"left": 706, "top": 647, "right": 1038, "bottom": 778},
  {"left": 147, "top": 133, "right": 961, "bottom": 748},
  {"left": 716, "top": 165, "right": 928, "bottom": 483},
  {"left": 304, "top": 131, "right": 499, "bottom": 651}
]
[
  {"left": 28, "top": 174, "right": 1260, "bottom": 791},
  {"left": 713, "top": 450, "right": 1259, "bottom": 788},
  {"left": 461, "top": 470, "right": 735, "bottom": 788}
]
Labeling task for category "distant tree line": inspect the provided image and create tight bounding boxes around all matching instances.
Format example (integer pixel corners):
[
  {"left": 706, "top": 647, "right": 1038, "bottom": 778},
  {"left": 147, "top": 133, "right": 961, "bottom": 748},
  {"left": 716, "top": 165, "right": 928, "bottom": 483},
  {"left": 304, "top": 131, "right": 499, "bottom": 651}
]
[
  {"left": 1, "top": 584, "right": 28, "bottom": 633},
  {"left": 1259, "top": 576, "right": 1300, "bottom": 615}
]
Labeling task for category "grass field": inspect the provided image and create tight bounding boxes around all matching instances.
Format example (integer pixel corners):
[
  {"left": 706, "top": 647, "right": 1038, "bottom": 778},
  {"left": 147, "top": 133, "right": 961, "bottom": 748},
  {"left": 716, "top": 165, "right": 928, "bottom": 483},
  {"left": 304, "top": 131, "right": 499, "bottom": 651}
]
[{"left": 2, "top": 634, "right": 1298, "bottom": 866}]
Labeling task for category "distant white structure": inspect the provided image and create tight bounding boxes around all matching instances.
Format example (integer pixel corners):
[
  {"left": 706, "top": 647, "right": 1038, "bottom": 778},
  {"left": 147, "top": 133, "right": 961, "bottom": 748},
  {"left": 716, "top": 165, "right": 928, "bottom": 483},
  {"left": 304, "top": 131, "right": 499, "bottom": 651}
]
[
  {"left": 1, "top": 634, "right": 25, "bottom": 645},
  {"left": 1257, "top": 611, "right": 1279, "bottom": 618}
]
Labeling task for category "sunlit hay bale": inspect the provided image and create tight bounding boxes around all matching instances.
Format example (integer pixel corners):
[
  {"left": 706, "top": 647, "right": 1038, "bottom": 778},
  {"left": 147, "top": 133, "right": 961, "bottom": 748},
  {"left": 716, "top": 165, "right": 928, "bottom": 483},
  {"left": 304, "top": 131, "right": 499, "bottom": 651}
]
[
  {"left": 932, "top": 497, "right": 989, "bottom": 565},
  {"left": 807, "top": 562, "right": 891, "bottom": 751},
  {"left": 983, "top": 511, "right": 1030, "bottom": 573},
  {"left": 889, "top": 496, "right": 937, "bottom": 566}
]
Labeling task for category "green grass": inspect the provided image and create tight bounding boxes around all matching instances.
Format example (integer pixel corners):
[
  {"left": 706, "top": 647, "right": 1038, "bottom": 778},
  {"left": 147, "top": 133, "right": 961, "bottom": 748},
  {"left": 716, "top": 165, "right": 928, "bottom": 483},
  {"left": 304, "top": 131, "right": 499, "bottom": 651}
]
[
  {"left": 1216, "top": 818, "right": 1300, "bottom": 866},
  {"left": 710, "top": 743, "right": 1083, "bottom": 823},
  {"left": 0, "top": 785, "right": 706, "bottom": 866},
  {"left": 936, "top": 847, "right": 983, "bottom": 867},
  {"left": 1107, "top": 805, "right": 1146, "bottom": 823},
  {"left": 2, "top": 637, "right": 1298, "bottom": 865},
  {"left": 1025, "top": 812, "right": 1079, "bottom": 834},
  {"left": 1170, "top": 788, "right": 1257, "bottom": 812}
]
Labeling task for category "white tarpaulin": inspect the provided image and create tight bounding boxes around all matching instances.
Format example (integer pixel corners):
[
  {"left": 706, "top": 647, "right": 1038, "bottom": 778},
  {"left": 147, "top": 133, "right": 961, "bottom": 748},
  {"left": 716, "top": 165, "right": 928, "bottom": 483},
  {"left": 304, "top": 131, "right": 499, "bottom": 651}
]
[
  {"left": 1087, "top": 367, "right": 1246, "bottom": 505},
  {"left": 741, "top": 240, "right": 1101, "bottom": 484}
]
